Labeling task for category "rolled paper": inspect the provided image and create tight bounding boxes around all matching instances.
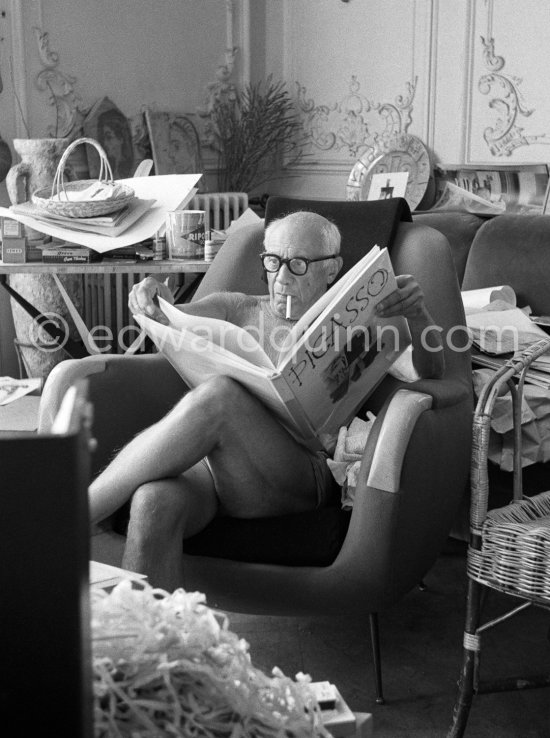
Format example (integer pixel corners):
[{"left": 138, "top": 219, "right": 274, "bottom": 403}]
[{"left": 286, "top": 294, "right": 292, "bottom": 320}]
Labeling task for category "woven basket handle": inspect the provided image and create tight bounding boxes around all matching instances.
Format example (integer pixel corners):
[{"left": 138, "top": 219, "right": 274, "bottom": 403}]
[{"left": 50, "top": 136, "right": 114, "bottom": 201}]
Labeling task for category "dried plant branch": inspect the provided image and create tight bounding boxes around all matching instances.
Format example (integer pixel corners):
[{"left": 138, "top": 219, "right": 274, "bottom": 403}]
[{"left": 209, "top": 76, "right": 306, "bottom": 193}]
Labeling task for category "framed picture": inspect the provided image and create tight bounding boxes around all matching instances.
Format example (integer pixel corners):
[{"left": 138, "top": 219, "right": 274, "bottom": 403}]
[
  {"left": 82, "top": 97, "right": 135, "bottom": 179},
  {"left": 144, "top": 108, "right": 203, "bottom": 176},
  {"left": 128, "top": 111, "right": 153, "bottom": 174},
  {"left": 367, "top": 171, "right": 409, "bottom": 201}
]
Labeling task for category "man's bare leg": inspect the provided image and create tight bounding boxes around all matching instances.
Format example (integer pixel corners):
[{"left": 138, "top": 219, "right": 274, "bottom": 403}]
[
  {"left": 122, "top": 461, "right": 217, "bottom": 591},
  {"left": 89, "top": 376, "right": 319, "bottom": 525}
]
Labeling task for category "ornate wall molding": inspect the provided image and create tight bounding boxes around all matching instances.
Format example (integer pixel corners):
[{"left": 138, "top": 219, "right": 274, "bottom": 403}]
[
  {"left": 196, "top": 0, "right": 250, "bottom": 151},
  {"left": 295, "top": 75, "right": 417, "bottom": 160},
  {"left": 9, "top": 0, "right": 28, "bottom": 138},
  {"left": 478, "top": 0, "right": 548, "bottom": 156},
  {"left": 33, "top": 26, "right": 87, "bottom": 138}
]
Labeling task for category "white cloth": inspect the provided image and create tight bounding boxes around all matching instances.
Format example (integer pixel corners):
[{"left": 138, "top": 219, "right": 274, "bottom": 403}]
[
  {"left": 325, "top": 344, "right": 419, "bottom": 508},
  {"left": 326, "top": 414, "right": 376, "bottom": 510}
]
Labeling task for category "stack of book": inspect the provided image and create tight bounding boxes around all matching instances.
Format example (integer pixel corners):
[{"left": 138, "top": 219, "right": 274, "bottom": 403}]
[
  {"left": 463, "top": 286, "right": 550, "bottom": 389},
  {"left": 10, "top": 197, "right": 156, "bottom": 238}
]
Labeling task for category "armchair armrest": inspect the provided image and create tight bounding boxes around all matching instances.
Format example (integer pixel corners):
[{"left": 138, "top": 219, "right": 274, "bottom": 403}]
[
  {"left": 366, "top": 389, "right": 432, "bottom": 493},
  {"left": 39, "top": 353, "right": 187, "bottom": 476},
  {"left": 331, "top": 380, "right": 471, "bottom": 606}
]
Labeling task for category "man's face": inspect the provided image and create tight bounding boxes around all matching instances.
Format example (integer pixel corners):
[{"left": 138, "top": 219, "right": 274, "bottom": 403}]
[{"left": 265, "top": 219, "right": 338, "bottom": 320}]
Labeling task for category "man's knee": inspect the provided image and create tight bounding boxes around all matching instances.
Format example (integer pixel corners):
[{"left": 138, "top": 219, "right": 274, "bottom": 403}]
[
  {"left": 176, "top": 376, "right": 248, "bottom": 426},
  {"left": 129, "top": 480, "right": 186, "bottom": 536}
]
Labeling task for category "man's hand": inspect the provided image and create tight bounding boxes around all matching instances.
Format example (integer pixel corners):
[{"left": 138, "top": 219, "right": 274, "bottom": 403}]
[
  {"left": 375, "top": 274, "right": 427, "bottom": 321},
  {"left": 128, "top": 276, "right": 174, "bottom": 325}
]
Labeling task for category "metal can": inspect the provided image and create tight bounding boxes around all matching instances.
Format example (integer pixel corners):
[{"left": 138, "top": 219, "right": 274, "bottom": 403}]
[{"left": 204, "top": 238, "right": 225, "bottom": 262}]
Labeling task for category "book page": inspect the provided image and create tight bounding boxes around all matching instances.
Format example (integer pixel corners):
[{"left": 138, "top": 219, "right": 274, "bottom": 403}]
[
  {"left": 133, "top": 312, "right": 319, "bottom": 447},
  {"left": 158, "top": 298, "right": 275, "bottom": 370}
]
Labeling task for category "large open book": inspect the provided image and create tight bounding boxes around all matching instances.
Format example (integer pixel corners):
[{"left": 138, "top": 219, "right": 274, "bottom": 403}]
[{"left": 134, "top": 246, "right": 410, "bottom": 451}]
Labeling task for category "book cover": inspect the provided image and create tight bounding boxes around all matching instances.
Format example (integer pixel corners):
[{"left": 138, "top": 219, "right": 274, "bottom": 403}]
[{"left": 134, "top": 246, "right": 410, "bottom": 450}]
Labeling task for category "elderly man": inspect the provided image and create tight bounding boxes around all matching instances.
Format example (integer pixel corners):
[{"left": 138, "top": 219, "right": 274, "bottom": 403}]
[{"left": 89, "top": 211, "right": 444, "bottom": 590}]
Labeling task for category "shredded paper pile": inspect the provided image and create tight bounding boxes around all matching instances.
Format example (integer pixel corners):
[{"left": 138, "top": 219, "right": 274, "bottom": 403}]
[{"left": 91, "top": 580, "right": 328, "bottom": 738}]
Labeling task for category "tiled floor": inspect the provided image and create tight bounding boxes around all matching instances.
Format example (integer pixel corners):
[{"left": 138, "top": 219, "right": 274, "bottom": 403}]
[{"left": 93, "top": 533, "right": 550, "bottom": 737}]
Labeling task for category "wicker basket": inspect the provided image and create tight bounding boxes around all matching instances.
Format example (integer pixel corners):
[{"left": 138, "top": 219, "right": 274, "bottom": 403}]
[{"left": 31, "top": 137, "right": 135, "bottom": 218}]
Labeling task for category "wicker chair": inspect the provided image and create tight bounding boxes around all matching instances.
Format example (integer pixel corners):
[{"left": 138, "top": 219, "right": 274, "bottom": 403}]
[{"left": 448, "top": 337, "right": 550, "bottom": 738}]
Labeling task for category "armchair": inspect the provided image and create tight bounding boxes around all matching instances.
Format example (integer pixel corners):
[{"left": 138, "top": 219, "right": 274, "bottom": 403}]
[{"left": 39, "top": 197, "right": 473, "bottom": 702}]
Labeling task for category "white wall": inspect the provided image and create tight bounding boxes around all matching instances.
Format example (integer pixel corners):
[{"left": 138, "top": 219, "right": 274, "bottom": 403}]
[
  {"left": 260, "top": 0, "right": 550, "bottom": 199},
  {"left": 4, "top": 0, "right": 550, "bottom": 202}
]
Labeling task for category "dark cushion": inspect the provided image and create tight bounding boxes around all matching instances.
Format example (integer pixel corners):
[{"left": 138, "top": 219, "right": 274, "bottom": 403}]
[
  {"left": 112, "top": 487, "right": 351, "bottom": 567},
  {"left": 182, "top": 502, "right": 351, "bottom": 566}
]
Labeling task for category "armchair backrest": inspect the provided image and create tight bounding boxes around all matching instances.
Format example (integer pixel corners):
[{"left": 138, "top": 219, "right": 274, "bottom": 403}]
[{"left": 462, "top": 213, "right": 550, "bottom": 315}]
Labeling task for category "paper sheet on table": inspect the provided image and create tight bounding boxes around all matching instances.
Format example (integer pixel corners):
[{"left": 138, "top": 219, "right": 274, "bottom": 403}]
[
  {"left": 90, "top": 561, "right": 147, "bottom": 588},
  {"left": 0, "top": 376, "right": 42, "bottom": 405},
  {"left": 0, "top": 173, "right": 202, "bottom": 254},
  {"left": 462, "top": 285, "right": 516, "bottom": 315},
  {"left": 467, "top": 307, "right": 548, "bottom": 354}
]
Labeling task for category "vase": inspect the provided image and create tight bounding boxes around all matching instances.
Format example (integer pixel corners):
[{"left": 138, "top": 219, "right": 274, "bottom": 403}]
[
  {"left": 6, "top": 137, "right": 69, "bottom": 238},
  {"left": 0, "top": 134, "right": 12, "bottom": 183},
  {"left": 5, "top": 137, "right": 84, "bottom": 381}
]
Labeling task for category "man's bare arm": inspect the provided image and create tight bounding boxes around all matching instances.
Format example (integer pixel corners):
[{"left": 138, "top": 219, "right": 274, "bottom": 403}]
[
  {"left": 375, "top": 274, "right": 445, "bottom": 380},
  {"left": 128, "top": 276, "right": 230, "bottom": 324}
]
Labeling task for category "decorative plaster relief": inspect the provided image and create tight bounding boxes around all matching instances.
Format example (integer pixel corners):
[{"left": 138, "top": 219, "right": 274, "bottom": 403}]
[
  {"left": 196, "top": 46, "right": 238, "bottom": 149},
  {"left": 295, "top": 75, "right": 417, "bottom": 160},
  {"left": 196, "top": 0, "right": 243, "bottom": 152},
  {"left": 478, "top": 0, "right": 549, "bottom": 159},
  {"left": 33, "top": 27, "right": 87, "bottom": 139}
]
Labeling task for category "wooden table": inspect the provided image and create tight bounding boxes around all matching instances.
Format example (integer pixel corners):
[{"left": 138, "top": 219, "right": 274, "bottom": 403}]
[
  {"left": 0, "top": 258, "right": 210, "bottom": 358},
  {"left": 0, "top": 258, "right": 210, "bottom": 276}
]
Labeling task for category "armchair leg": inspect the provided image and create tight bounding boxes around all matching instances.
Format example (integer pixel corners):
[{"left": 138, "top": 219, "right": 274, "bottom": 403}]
[{"left": 369, "top": 612, "right": 385, "bottom": 704}]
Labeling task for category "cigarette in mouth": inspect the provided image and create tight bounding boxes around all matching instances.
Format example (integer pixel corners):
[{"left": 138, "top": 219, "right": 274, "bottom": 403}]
[{"left": 286, "top": 295, "right": 292, "bottom": 320}]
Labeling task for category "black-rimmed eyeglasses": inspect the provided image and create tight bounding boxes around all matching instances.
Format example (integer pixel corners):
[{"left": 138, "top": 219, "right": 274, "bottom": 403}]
[{"left": 260, "top": 252, "right": 338, "bottom": 276}]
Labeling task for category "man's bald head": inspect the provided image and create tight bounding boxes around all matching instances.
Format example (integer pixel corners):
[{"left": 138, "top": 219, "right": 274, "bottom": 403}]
[{"left": 264, "top": 211, "right": 341, "bottom": 258}]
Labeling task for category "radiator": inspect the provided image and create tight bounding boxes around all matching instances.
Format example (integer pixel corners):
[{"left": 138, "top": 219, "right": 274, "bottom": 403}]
[
  {"left": 188, "top": 191, "right": 249, "bottom": 234},
  {"left": 82, "top": 192, "right": 249, "bottom": 353}
]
